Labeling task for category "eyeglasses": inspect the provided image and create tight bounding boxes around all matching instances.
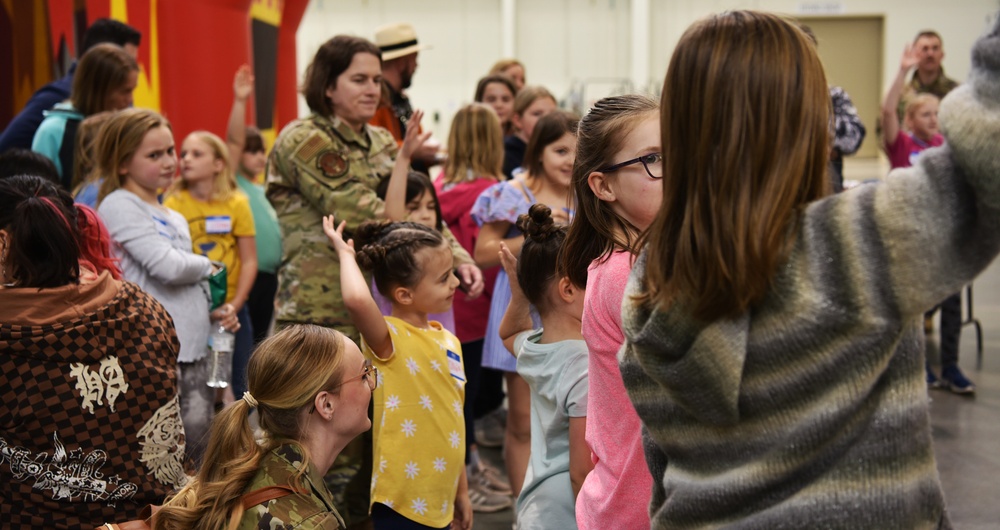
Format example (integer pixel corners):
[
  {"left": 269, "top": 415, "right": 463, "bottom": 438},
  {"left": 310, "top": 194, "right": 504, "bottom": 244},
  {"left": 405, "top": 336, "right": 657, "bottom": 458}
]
[
  {"left": 331, "top": 359, "right": 378, "bottom": 392},
  {"left": 598, "top": 153, "right": 663, "bottom": 179}
]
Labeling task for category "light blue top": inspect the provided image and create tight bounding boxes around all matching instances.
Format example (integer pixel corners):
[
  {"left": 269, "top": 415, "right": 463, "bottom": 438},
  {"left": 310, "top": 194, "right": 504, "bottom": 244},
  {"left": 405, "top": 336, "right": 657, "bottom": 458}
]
[{"left": 514, "top": 329, "right": 589, "bottom": 530}]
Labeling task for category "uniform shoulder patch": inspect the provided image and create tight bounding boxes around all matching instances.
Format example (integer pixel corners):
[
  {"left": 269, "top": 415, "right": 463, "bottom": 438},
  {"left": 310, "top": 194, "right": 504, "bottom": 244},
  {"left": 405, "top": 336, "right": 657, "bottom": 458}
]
[
  {"left": 317, "top": 151, "right": 349, "bottom": 178},
  {"left": 295, "top": 133, "right": 327, "bottom": 163}
]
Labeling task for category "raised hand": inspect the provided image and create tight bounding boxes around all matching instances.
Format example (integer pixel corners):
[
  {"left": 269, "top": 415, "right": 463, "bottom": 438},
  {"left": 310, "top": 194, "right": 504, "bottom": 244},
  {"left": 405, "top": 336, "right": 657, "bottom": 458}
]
[
  {"left": 322, "top": 214, "right": 355, "bottom": 257},
  {"left": 233, "top": 64, "right": 254, "bottom": 101},
  {"left": 400, "top": 109, "right": 433, "bottom": 160},
  {"left": 900, "top": 43, "right": 921, "bottom": 72}
]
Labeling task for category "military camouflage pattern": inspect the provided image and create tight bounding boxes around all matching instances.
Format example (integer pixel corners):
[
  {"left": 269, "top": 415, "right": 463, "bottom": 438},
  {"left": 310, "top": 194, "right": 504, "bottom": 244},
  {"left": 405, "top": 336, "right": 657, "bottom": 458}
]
[
  {"left": 898, "top": 69, "right": 959, "bottom": 122},
  {"left": 266, "top": 114, "right": 398, "bottom": 333},
  {"left": 238, "top": 444, "right": 346, "bottom": 530}
]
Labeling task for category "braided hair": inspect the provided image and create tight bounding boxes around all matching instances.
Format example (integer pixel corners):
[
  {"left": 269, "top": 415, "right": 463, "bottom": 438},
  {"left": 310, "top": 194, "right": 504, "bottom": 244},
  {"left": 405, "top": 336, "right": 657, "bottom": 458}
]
[
  {"left": 353, "top": 219, "right": 447, "bottom": 298},
  {"left": 515, "top": 203, "right": 568, "bottom": 311}
]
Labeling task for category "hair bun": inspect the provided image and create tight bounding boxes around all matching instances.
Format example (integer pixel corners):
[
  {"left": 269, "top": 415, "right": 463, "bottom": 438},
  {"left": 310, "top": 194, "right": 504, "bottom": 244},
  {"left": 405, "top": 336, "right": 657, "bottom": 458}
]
[{"left": 517, "top": 203, "right": 559, "bottom": 242}]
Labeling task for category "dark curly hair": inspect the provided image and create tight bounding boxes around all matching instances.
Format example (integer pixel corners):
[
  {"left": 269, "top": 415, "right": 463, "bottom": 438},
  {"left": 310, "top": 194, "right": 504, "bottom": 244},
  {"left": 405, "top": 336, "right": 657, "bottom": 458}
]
[
  {"left": 515, "top": 203, "right": 568, "bottom": 310},
  {"left": 353, "top": 219, "right": 447, "bottom": 298}
]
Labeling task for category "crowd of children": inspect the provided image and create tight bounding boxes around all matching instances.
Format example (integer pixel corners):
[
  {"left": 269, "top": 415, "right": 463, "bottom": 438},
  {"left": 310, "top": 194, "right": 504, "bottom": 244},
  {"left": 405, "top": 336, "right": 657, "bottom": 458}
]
[{"left": 2, "top": 9, "right": 999, "bottom": 530}]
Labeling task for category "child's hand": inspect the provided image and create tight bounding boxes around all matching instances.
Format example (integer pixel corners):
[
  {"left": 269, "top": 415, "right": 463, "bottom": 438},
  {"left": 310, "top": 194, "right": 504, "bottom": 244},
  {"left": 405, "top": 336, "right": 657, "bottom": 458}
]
[
  {"left": 400, "top": 109, "right": 433, "bottom": 160},
  {"left": 499, "top": 242, "right": 523, "bottom": 297},
  {"left": 499, "top": 242, "right": 518, "bottom": 280},
  {"left": 233, "top": 64, "right": 254, "bottom": 101},
  {"left": 322, "top": 214, "right": 354, "bottom": 256},
  {"left": 451, "top": 492, "right": 473, "bottom": 530},
  {"left": 899, "top": 43, "right": 921, "bottom": 72},
  {"left": 455, "top": 263, "right": 484, "bottom": 299}
]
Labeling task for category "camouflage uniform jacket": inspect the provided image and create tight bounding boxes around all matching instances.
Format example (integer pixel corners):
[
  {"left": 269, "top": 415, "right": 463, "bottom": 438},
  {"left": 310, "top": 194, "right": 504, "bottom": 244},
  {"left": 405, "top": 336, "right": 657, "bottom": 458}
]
[
  {"left": 266, "top": 114, "right": 397, "bottom": 337},
  {"left": 238, "top": 444, "right": 346, "bottom": 530},
  {"left": 898, "top": 68, "right": 959, "bottom": 121}
]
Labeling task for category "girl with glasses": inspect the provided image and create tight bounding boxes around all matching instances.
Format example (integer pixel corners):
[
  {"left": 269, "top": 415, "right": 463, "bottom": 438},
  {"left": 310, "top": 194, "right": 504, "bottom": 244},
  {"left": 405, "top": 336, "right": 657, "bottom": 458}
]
[
  {"left": 324, "top": 215, "right": 473, "bottom": 530},
  {"left": 560, "top": 94, "right": 660, "bottom": 530}
]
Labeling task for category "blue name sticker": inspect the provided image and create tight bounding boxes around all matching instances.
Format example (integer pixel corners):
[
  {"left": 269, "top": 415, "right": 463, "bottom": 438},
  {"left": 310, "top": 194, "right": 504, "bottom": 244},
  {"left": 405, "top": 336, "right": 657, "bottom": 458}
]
[
  {"left": 205, "top": 215, "right": 232, "bottom": 234},
  {"left": 447, "top": 350, "right": 465, "bottom": 382}
]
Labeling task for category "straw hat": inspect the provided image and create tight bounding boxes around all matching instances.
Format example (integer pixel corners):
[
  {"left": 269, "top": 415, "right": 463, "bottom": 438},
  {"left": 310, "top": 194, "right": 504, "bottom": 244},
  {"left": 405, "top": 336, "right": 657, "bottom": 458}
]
[{"left": 374, "top": 22, "right": 431, "bottom": 61}]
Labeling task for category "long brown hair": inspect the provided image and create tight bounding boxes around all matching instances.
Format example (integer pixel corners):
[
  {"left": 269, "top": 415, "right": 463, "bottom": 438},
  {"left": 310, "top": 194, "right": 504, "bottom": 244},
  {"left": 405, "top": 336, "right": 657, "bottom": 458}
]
[
  {"left": 561, "top": 95, "right": 658, "bottom": 288},
  {"left": 641, "top": 10, "right": 829, "bottom": 320},
  {"left": 443, "top": 103, "right": 504, "bottom": 185},
  {"left": 153, "top": 325, "right": 349, "bottom": 530},
  {"left": 71, "top": 43, "right": 138, "bottom": 116}
]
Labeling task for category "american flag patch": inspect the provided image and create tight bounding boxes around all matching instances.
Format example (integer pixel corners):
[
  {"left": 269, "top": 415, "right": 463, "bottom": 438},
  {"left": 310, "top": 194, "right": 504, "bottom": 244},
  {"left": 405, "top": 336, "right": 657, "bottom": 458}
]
[{"left": 295, "top": 134, "right": 325, "bottom": 162}]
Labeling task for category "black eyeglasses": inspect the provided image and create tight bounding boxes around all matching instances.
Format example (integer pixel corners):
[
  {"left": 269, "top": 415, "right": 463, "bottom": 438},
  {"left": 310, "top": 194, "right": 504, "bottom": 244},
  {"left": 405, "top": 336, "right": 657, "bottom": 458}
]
[{"left": 598, "top": 153, "right": 663, "bottom": 179}]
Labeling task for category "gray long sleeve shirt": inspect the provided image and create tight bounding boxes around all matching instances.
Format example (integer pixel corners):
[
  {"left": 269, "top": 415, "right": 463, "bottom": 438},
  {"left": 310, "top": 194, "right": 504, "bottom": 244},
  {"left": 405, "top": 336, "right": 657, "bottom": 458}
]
[{"left": 99, "top": 189, "right": 213, "bottom": 363}]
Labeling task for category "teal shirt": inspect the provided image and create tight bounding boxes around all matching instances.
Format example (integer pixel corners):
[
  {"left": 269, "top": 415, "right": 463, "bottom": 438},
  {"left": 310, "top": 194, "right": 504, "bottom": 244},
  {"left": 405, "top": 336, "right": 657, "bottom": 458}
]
[
  {"left": 237, "top": 174, "right": 282, "bottom": 273},
  {"left": 514, "top": 329, "right": 589, "bottom": 530}
]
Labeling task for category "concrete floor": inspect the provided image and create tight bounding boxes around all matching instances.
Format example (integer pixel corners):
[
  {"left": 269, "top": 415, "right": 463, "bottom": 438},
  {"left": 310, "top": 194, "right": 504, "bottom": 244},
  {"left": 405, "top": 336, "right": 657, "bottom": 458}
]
[{"left": 472, "top": 218, "right": 1000, "bottom": 529}]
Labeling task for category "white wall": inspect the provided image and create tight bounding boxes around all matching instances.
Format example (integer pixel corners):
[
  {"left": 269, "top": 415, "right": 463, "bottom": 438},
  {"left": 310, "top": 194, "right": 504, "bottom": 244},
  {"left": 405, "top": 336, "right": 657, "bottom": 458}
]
[{"left": 296, "top": 0, "right": 998, "bottom": 139}]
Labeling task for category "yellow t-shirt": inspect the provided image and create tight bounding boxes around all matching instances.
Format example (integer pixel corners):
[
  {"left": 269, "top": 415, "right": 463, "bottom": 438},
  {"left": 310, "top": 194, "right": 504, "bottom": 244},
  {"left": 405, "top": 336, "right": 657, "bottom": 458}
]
[
  {"left": 163, "top": 189, "right": 255, "bottom": 303},
  {"left": 363, "top": 316, "right": 466, "bottom": 527}
]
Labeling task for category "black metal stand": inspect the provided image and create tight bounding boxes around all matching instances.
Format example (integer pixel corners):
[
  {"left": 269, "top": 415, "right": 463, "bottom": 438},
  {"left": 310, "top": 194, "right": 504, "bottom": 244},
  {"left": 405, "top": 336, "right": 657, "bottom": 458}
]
[{"left": 961, "top": 284, "right": 984, "bottom": 370}]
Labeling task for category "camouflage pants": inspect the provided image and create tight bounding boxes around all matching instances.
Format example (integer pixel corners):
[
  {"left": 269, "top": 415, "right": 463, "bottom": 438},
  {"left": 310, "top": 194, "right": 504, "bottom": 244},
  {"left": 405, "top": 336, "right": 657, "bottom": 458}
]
[{"left": 276, "top": 320, "right": 371, "bottom": 527}]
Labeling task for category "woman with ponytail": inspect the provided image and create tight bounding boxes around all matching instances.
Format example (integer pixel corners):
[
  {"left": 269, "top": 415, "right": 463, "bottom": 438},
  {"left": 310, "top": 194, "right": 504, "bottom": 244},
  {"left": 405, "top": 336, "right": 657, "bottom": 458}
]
[
  {"left": 0, "top": 175, "right": 185, "bottom": 529},
  {"left": 153, "top": 324, "right": 372, "bottom": 530}
]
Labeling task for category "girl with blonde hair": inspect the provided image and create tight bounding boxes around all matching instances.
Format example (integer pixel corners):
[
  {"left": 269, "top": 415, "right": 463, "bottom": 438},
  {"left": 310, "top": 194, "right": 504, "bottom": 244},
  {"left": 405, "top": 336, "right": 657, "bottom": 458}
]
[
  {"left": 435, "top": 103, "right": 513, "bottom": 511},
  {"left": 164, "top": 129, "right": 257, "bottom": 403},
  {"left": 503, "top": 86, "right": 557, "bottom": 179},
  {"left": 96, "top": 108, "right": 238, "bottom": 464}
]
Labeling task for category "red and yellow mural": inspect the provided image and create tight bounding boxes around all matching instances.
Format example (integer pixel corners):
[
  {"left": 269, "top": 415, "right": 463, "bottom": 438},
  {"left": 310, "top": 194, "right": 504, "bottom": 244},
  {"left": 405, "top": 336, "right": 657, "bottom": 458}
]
[{"left": 1, "top": 0, "right": 309, "bottom": 147}]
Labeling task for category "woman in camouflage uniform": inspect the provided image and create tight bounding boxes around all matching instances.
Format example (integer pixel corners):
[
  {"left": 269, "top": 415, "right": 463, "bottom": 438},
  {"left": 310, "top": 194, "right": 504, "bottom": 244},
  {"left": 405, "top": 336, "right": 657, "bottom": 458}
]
[{"left": 152, "top": 325, "right": 374, "bottom": 530}]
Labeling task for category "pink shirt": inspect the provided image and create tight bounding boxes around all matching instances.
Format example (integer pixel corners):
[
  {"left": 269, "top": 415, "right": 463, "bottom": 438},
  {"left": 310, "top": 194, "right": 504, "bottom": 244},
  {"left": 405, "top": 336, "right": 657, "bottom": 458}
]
[
  {"left": 885, "top": 131, "right": 944, "bottom": 169},
  {"left": 576, "top": 250, "right": 652, "bottom": 529}
]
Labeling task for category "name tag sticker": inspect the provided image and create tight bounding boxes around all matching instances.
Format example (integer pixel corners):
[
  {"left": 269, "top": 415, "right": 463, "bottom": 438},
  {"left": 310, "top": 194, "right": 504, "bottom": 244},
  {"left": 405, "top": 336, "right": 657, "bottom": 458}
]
[
  {"left": 205, "top": 215, "right": 232, "bottom": 234},
  {"left": 447, "top": 350, "right": 465, "bottom": 382}
]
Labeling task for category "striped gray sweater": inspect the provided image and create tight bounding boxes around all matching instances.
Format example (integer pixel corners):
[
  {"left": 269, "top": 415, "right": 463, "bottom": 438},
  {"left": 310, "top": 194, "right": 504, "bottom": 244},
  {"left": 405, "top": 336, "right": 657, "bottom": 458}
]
[{"left": 619, "top": 19, "right": 1000, "bottom": 530}]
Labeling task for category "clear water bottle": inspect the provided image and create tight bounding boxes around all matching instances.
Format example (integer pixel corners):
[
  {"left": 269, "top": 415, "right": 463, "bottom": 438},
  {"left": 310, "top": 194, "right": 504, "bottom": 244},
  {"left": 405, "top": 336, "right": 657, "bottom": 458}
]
[{"left": 206, "top": 324, "right": 234, "bottom": 388}]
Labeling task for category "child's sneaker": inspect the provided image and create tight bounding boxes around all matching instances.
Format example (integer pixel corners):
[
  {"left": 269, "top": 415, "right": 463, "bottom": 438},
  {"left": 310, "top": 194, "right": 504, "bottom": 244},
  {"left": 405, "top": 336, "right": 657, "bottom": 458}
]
[
  {"left": 940, "top": 365, "right": 975, "bottom": 395},
  {"left": 468, "top": 466, "right": 512, "bottom": 512},
  {"left": 474, "top": 460, "right": 512, "bottom": 495}
]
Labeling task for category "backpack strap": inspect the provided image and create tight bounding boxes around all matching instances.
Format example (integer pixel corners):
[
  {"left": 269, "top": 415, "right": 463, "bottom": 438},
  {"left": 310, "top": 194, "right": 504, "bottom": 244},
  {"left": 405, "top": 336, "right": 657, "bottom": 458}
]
[
  {"left": 58, "top": 115, "right": 80, "bottom": 191},
  {"left": 241, "top": 484, "right": 309, "bottom": 509},
  {"left": 99, "top": 484, "right": 309, "bottom": 530}
]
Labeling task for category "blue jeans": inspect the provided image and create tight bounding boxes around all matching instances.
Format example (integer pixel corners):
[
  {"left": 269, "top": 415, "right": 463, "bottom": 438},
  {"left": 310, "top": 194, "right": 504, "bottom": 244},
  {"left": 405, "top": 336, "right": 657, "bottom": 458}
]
[{"left": 232, "top": 305, "right": 254, "bottom": 399}]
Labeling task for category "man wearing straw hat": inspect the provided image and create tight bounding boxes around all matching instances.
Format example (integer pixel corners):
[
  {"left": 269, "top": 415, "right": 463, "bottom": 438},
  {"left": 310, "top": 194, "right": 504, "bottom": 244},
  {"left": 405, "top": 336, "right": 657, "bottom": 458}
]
[{"left": 371, "top": 22, "right": 441, "bottom": 170}]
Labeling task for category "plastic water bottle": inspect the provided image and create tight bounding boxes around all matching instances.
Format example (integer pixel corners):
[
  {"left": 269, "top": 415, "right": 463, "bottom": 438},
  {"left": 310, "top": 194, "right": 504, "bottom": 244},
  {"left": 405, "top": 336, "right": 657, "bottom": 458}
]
[{"left": 206, "top": 325, "right": 234, "bottom": 388}]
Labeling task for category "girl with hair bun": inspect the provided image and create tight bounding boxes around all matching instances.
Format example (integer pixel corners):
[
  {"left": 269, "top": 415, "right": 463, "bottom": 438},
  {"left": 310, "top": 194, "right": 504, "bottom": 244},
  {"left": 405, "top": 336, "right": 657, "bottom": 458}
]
[
  {"left": 497, "top": 204, "right": 591, "bottom": 530},
  {"left": 323, "top": 215, "right": 473, "bottom": 530},
  {"left": 153, "top": 324, "right": 372, "bottom": 529}
]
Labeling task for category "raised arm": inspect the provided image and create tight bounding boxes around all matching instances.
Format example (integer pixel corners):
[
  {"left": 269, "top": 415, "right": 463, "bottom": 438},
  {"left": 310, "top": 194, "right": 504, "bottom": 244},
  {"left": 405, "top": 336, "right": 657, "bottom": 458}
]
[
  {"left": 226, "top": 65, "right": 254, "bottom": 172},
  {"left": 881, "top": 44, "right": 921, "bottom": 149},
  {"left": 383, "top": 109, "right": 431, "bottom": 222},
  {"left": 323, "top": 214, "right": 392, "bottom": 359},
  {"left": 498, "top": 242, "right": 533, "bottom": 356}
]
